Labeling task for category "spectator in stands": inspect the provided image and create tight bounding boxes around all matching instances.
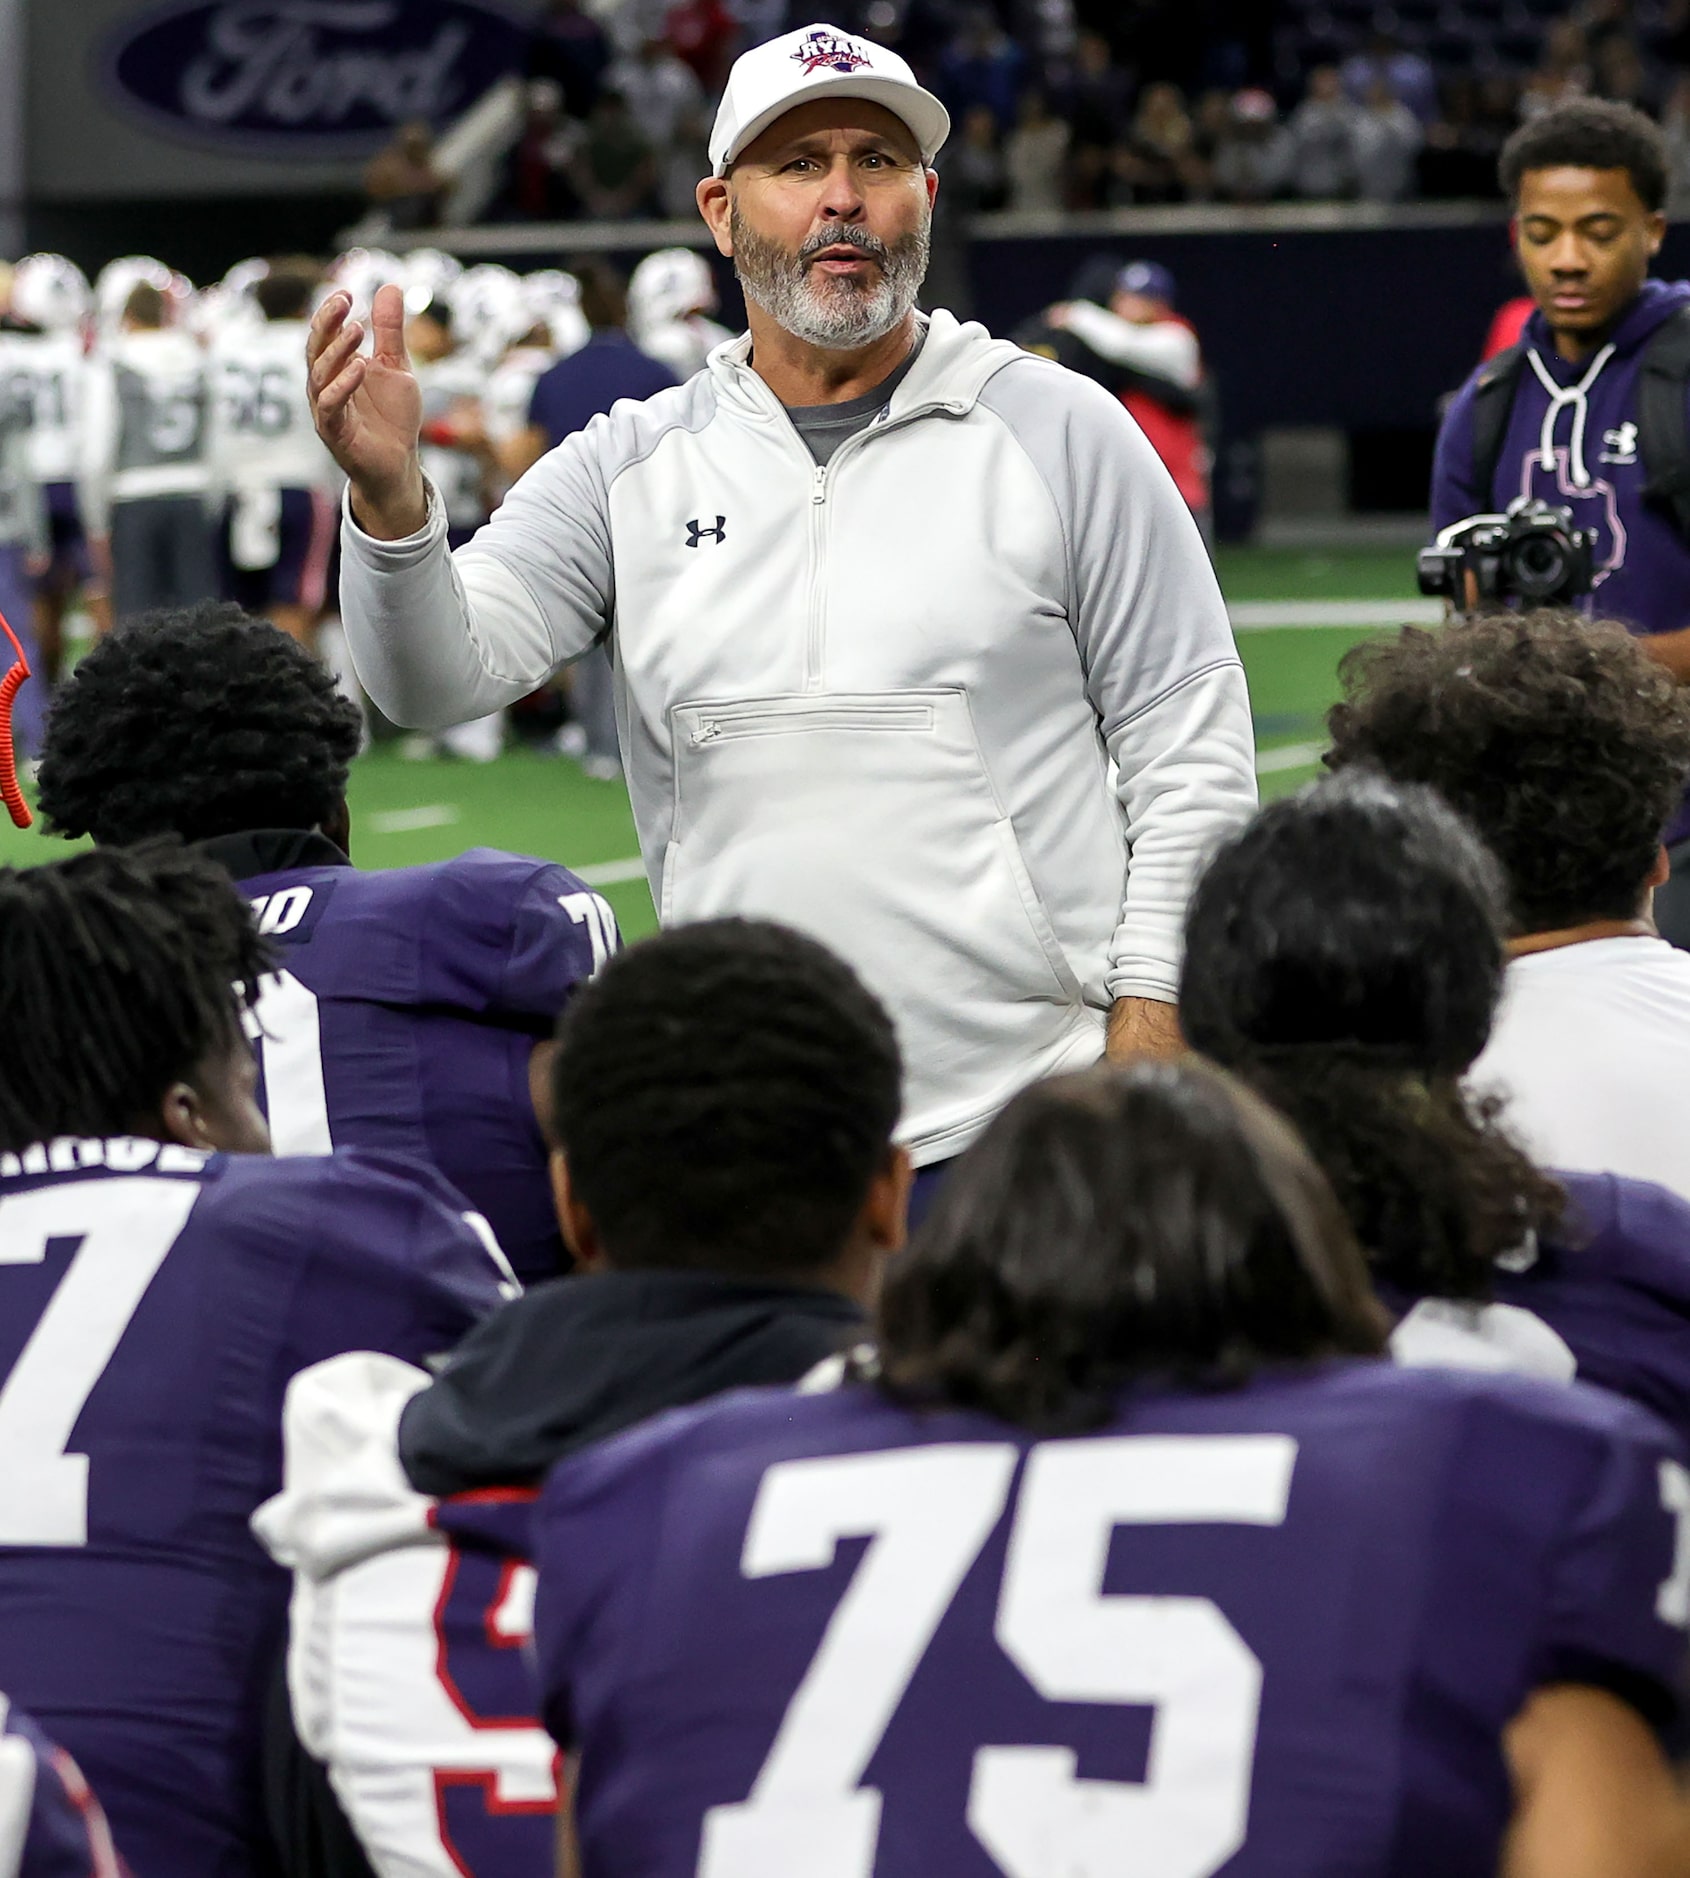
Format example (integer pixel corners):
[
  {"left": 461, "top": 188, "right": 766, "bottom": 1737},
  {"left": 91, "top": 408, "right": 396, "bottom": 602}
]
[
  {"left": 1113, "top": 80, "right": 1205, "bottom": 204},
  {"left": 608, "top": 33, "right": 706, "bottom": 154},
  {"left": 1062, "top": 28, "right": 1132, "bottom": 206},
  {"left": 657, "top": 103, "right": 716, "bottom": 217},
  {"left": 1664, "top": 70, "right": 1690, "bottom": 214},
  {"left": 527, "top": 0, "right": 611, "bottom": 119},
  {"left": 1593, "top": 34, "right": 1653, "bottom": 112},
  {"left": 667, "top": 0, "right": 738, "bottom": 94},
  {"left": 362, "top": 121, "right": 449, "bottom": 232},
  {"left": 1003, "top": 87, "right": 1070, "bottom": 210},
  {"left": 501, "top": 79, "right": 578, "bottom": 221},
  {"left": 937, "top": 8, "right": 1025, "bottom": 134},
  {"left": 1210, "top": 87, "right": 1292, "bottom": 201},
  {"left": 1288, "top": 64, "right": 1359, "bottom": 199},
  {"left": 567, "top": 88, "right": 658, "bottom": 218},
  {"left": 1182, "top": 770, "right": 1690, "bottom": 1447},
  {"left": 1519, "top": 19, "right": 1591, "bottom": 120},
  {"left": 1421, "top": 74, "right": 1520, "bottom": 199},
  {"left": 945, "top": 103, "right": 1008, "bottom": 212},
  {"left": 1323, "top": 611, "right": 1690, "bottom": 1207},
  {"left": 1353, "top": 76, "right": 1423, "bottom": 201},
  {"left": 1341, "top": 29, "right": 1438, "bottom": 126}
]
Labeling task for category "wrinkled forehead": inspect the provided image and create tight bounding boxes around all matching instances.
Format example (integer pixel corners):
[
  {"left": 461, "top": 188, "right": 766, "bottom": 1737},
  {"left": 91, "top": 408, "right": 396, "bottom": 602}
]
[{"left": 733, "top": 97, "right": 923, "bottom": 170}]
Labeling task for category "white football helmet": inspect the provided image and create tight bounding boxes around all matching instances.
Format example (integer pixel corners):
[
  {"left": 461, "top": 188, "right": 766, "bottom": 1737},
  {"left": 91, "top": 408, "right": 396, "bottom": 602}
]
[
  {"left": 10, "top": 253, "right": 92, "bottom": 334},
  {"left": 401, "top": 246, "right": 464, "bottom": 318},
  {"left": 94, "top": 255, "right": 176, "bottom": 338},
  {"left": 629, "top": 248, "right": 717, "bottom": 339},
  {"left": 521, "top": 268, "right": 589, "bottom": 358}
]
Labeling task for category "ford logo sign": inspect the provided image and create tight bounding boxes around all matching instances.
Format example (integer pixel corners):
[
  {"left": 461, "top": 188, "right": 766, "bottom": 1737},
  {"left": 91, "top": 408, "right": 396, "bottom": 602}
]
[{"left": 99, "top": 0, "right": 528, "bottom": 157}]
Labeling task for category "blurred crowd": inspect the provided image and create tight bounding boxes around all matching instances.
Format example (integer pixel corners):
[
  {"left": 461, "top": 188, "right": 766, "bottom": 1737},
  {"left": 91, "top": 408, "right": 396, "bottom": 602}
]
[{"left": 356, "top": 0, "right": 1690, "bottom": 225}]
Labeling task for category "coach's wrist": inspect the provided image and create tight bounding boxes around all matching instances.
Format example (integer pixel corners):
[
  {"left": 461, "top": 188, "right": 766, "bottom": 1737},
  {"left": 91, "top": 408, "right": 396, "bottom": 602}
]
[{"left": 349, "top": 465, "right": 429, "bottom": 543}]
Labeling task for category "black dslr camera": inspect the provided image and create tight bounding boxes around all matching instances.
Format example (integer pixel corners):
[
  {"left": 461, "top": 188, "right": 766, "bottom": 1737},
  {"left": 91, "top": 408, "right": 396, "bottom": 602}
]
[{"left": 1416, "top": 498, "right": 1597, "bottom": 608}]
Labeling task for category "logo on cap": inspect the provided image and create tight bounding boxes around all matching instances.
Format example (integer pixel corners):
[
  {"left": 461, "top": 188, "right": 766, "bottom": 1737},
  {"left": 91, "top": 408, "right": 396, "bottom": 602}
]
[{"left": 791, "top": 27, "right": 872, "bottom": 74}]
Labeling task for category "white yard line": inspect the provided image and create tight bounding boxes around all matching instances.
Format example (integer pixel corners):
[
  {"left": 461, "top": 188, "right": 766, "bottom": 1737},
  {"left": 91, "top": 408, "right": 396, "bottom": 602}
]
[
  {"left": 367, "top": 804, "right": 461, "bottom": 834},
  {"left": 1255, "top": 740, "right": 1327, "bottom": 775},
  {"left": 575, "top": 856, "right": 650, "bottom": 887},
  {"left": 1229, "top": 599, "right": 1441, "bottom": 630}
]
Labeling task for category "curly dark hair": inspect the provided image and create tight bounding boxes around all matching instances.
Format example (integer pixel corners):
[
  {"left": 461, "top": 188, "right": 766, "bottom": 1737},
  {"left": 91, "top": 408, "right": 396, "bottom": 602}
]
[
  {"left": 0, "top": 841, "right": 271, "bottom": 1152},
  {"left": 1499, "top": 97, "right": 1668, "bottom": 212},
  {"left": 873, "top": 1060, "right": 1388, "bottom": 1434},
  {"left": 550, "top": 918, "right": 903, "bottom": 1277},
  {"left": 1180, "top": 773, "right": 1565, "bottom": 1301},
  {"left": 1325, "top": 611, "right": 1690, "bottom": 934},
  {"left": 36, "top": 603, "right": 363, "bottom": 846}
]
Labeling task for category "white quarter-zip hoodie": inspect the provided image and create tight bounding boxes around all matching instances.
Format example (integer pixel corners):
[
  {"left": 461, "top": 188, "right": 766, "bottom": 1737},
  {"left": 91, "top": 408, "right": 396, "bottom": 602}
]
[{"left": 340, "top": 310, "right": 1258, "bottom": 1163}]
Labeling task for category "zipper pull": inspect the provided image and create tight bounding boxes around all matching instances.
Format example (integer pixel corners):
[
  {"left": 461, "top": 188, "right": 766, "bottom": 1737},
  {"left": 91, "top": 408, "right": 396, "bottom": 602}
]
[
  {"left": 811, "top": 465, "right": 827, "bottom": 504},
  {"left": 692, "top": 720, "right": 719, "bottom": 746}
]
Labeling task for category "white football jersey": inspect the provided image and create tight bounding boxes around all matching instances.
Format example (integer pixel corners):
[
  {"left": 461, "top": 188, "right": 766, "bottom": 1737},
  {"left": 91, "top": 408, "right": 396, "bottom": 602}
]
[
  {"left": 482, "top": 346, "right": 555, "bottom": 448},
  {"left": 416, "top": 354, "right": 491, "bottom": 532},
  {"left": 252, "top": 1353, "right": 558, "bottom": 1878},
  {"left": 208, "top": 318, "right": 337, "bottom": 495},
  {"left": 2, "top": 329, "right": 87, "bottom": 485}
]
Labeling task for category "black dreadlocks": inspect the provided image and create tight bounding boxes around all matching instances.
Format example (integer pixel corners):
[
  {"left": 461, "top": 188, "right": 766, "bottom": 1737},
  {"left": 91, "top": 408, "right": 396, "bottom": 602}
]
[{"left": 0, "top": 842, "right": 272, "bottom": 1153}]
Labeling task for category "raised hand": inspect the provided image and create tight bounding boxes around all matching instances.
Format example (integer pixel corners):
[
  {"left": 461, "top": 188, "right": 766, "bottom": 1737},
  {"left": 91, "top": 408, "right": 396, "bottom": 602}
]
[{"left": 307, "top": 283, "right": 427, "bottom": 540}]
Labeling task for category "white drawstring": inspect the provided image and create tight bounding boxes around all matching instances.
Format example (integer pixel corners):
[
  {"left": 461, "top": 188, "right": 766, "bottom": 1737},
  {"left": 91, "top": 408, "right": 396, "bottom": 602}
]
[{"left": 1525, "top": 342, "right": 1616, "bottom": 488}]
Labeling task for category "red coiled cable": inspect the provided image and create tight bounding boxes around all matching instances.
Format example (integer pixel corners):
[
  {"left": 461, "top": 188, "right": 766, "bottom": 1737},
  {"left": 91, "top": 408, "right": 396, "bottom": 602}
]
[{"left": 0, "top": 606, "right": 32, "bottom": 829}]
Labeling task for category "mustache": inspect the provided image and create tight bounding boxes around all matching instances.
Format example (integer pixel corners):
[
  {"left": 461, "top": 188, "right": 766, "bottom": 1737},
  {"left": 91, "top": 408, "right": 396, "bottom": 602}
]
[{"left": 799, "top": 225, "right": 891, "bottom": 268}]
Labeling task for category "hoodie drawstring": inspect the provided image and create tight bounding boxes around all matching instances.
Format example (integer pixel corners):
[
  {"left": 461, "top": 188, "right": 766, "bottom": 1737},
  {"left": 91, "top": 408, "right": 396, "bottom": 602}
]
[{"left": 1525, "top": 342, "right": 1616, "bottom": 488}]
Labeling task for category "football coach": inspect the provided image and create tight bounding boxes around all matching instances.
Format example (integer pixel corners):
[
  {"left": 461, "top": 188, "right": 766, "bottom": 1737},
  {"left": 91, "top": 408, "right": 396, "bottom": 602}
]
[{"left": 309, "top": 22, "right": 1258, "bottom": 1192}]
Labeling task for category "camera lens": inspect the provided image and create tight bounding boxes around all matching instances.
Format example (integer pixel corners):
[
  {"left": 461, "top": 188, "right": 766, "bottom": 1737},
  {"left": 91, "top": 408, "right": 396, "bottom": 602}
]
[{"left": 1509, "top": 534, "right": 1570, "bottom": 599}]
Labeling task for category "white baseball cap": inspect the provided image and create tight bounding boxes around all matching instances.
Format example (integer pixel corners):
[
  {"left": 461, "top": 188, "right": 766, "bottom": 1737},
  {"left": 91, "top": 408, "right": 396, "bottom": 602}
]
[{"left": 709, "top": 22, "right": 950, "bottom": 176}]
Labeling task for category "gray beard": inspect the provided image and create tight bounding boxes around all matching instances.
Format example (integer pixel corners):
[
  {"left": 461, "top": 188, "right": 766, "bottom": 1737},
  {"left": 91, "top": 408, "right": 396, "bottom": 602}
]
[{"left": 729, "top": 207, "right": 930, "bottom": 350}]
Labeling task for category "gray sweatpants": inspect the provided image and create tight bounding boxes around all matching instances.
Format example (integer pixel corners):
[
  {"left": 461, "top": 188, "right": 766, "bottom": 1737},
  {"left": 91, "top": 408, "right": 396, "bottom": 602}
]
[{"left": 110, "top": 495, "right": 217, "bottom": 623}]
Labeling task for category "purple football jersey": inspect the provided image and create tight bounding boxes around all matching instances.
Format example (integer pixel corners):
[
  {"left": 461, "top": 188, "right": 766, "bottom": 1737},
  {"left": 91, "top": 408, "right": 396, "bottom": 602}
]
[
  {"left": 217, "top": 835, "right": 618, "bottom": 1284},
  {"left": 426, "top": 1493, "right": 555, "bottom": 1878},
  {"left": 0, "top": 1137, "right": 507, "bottom": 1878},
  {"left": 1496, "top": 1172, "right": 1690, "bottom": 1442},
  {"left": 534, "top": 1360, "right": 1690, "bottom": 1878},
  {"left": 0, "top": 1695, "right": 127, "bottom": 1878}
]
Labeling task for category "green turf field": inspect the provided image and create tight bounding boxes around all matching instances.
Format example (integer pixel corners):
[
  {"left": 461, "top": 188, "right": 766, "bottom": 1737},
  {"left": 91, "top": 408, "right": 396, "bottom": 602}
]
[{"left": 0, "top": 543, "right": 1428, "bottom": 937}]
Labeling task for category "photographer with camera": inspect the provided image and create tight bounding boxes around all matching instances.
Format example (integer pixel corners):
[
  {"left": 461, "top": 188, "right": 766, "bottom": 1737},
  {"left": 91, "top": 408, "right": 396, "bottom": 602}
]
[{"left": 1430, "top": 99, "right": 1690, "bottom": 942}]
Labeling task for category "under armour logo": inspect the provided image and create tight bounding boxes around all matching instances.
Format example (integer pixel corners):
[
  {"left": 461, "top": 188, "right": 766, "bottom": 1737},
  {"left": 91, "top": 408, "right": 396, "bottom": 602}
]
[
  {"left": 1600, "top": 421, "right": 1639, "bottom": 465},
  {"left": 686, "top": 515, "right": 727, "bottom": 547}
]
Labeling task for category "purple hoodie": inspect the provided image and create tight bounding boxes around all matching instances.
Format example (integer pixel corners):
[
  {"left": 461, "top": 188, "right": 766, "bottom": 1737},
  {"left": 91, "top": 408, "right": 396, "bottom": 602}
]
[{"left": 1432, "top": 277, "right": 1690, "bottom": 837}]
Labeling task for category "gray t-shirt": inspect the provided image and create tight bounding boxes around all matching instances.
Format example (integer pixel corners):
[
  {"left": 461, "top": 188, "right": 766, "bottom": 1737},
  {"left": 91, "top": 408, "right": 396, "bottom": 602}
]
[{"left": 785, "top": 335, "right": 925, "bottom": 466}]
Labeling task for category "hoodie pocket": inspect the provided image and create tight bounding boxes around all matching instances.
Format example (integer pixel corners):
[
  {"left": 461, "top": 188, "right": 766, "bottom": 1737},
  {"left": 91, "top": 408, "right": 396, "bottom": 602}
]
[{"left": 663, "top": 689, "right": 1083, "bottom": 1058}]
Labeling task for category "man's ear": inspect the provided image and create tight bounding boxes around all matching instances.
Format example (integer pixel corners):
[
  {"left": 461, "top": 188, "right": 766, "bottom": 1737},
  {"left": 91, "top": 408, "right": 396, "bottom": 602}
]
[
  {"left": 1649, "top": 843, "right": 1671, "bottom": 889},
  {"left": 550, "top": 1148, "right": 606, "bottom": 1271},
  {"left": 863, "top": 1145, "right": 914, "bottom": 1256},
  {"left": 924, "top": 164, "right": 939, "bottom": 210},
  {"left": 158, "top": 1081, "right": 215, "bottom": 1151},
  {"left": 1648, "top": 210, "right": 1668, "bottom": 258},
  {"left": 696, "top": 175, "right": 734, "bottom": 256}
]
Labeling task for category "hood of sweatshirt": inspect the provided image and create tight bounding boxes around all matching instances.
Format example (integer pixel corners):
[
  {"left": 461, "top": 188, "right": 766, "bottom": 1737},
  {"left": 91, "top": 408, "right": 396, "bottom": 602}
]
[
  {"left": 708, "top": 307, "right": 1030, "bottom": 427},
  {"left": 398, "top": 1268, "right": 867, "bottom": 1497},
  {"left": 1511, "top": 278, "right": 1690, "bottom": 491}
]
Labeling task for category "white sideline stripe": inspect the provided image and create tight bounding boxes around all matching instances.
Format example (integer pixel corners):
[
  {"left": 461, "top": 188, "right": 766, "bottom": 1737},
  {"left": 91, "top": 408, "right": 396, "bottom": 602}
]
[
  {"left": 1256, "top": 740, "right": 1327, "bottom": 774},
  {"left": 575, "top": 857, "right": 650, "bottom": 887},
  {"left": 368, "top": 804, "right": 461, "bottom": 833},
  {"left": 1230, "top": 599, "right": 1442, "bottom": 629}
]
